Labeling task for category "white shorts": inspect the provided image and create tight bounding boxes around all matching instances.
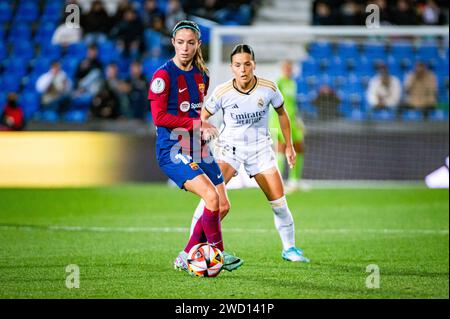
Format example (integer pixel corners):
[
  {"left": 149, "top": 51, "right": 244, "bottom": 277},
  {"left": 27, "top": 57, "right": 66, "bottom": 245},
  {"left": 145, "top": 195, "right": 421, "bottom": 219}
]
[{"left": 213, "top": 140, "right": 277, "bottom": 178}]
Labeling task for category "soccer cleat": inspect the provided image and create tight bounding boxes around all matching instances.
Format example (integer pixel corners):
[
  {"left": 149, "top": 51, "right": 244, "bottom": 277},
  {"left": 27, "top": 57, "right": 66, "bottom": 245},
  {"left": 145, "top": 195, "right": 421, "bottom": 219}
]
[
  {"left": 173, "top": 251, "right": 188, "bottom": 272},
  {"left": 282, "top": 247, "right": 310, "bottom": 263},
  {"left": 221, "top": 251, "right": 244, "bottom": 271}
]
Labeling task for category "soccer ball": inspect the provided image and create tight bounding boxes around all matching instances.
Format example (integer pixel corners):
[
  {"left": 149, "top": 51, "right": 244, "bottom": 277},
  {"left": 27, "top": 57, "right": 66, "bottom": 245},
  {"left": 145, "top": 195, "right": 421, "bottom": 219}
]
[{"left": 187, "top": 243, "right": 224, "bottom": 277}]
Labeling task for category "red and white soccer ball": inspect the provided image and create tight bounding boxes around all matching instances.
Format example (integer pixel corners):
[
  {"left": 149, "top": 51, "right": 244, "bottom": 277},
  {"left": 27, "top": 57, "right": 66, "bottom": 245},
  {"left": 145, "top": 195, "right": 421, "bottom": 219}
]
[{"left": 187, "top": 243, "right": 224, "bottom": 278}]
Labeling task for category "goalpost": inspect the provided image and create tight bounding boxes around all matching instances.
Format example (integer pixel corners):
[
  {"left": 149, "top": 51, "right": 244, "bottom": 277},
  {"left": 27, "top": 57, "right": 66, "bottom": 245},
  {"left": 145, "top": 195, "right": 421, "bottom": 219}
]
[{"left": 208, "top": 26, "right": 449, "bottom": 184}]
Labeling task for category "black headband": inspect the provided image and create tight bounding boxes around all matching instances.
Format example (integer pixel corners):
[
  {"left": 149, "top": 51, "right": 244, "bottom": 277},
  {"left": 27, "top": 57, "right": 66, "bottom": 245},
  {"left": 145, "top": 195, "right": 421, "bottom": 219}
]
[{"left": 172, "top": 20, "right": 201, "bottom": 39}]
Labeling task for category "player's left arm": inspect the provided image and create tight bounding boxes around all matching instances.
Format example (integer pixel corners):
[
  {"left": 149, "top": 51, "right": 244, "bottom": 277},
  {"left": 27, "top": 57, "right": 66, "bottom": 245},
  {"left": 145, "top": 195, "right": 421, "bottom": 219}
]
[{"left": 275, "top": 105, "right": 296, "bottom": 169}]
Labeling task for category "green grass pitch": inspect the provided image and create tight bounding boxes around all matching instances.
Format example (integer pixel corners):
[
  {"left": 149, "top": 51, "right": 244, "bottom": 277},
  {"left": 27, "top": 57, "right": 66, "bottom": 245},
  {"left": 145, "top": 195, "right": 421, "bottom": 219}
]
[{"left": 0, "top": 185, "right": 448, "bottom": 298}]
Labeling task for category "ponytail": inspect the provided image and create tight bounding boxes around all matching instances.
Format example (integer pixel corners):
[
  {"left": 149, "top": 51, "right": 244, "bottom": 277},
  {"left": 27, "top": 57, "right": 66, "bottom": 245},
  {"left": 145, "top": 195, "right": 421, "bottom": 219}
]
[{"left": 194, "top": 47, "right": 209, "bottom": 75}]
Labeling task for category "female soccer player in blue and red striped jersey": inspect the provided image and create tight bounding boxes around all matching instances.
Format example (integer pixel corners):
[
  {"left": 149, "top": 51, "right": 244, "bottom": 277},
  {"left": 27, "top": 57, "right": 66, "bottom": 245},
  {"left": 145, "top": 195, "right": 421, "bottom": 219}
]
[{"left": 148, "top": 20, "right": 243, "bottom": 273}]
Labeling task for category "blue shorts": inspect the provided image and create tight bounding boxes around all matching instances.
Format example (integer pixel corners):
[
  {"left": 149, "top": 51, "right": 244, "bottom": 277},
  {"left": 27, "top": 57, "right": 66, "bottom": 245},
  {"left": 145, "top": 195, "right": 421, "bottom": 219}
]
[{"left": 159, "top": 152, "right": 224, "bottom": 190}]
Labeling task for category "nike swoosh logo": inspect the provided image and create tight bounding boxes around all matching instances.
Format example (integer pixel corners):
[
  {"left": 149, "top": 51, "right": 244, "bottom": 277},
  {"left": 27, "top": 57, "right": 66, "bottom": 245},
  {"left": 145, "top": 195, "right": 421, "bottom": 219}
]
[
  {"left": 217, "top": 174, "right": 222, "bottom": 179},
  {"left": 179, "top": 88, "right": 187, "bottom": 93}
]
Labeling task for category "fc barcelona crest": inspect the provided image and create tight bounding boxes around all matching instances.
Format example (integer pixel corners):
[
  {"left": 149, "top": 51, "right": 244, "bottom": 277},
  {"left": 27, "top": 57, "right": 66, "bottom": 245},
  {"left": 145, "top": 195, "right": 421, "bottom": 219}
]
[
  {"left": 198, "top": 83, "right": 205, "bottom": 94},
  {"left": 190, "top": 162, "right": 199, "bottom": 170}
]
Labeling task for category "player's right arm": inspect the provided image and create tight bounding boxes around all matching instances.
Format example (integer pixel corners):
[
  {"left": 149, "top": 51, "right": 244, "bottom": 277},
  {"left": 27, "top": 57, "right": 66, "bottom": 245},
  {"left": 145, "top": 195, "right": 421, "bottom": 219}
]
[{"left": 148, "top": 69, "right": 196, "bottom": 131}]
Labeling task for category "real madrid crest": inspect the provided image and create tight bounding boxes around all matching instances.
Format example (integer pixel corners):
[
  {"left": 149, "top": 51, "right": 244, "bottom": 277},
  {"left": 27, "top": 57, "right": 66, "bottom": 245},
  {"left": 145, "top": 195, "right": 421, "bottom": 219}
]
[{"left": 258, "top": 97, "right": 264, "bottom": 108}]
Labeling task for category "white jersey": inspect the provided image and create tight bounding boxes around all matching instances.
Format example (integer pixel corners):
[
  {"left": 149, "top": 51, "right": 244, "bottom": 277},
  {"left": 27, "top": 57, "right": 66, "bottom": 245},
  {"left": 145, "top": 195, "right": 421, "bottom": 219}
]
[{"left": 205, "top": 76, "right": 284, "bottom": 147}]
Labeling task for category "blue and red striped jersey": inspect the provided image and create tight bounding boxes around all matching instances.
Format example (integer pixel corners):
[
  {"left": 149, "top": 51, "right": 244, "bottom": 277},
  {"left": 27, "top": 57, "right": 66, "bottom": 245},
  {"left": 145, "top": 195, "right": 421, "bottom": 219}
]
[{"left": 148, "top": 59, "right": 209, "bottom": 163}]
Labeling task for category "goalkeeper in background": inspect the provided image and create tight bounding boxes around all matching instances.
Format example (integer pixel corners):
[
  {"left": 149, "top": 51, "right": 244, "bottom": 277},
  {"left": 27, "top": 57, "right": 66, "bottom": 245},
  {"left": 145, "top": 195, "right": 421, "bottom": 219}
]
[{"left": 270, "top": 60, "right": 308, "bottom": 192}]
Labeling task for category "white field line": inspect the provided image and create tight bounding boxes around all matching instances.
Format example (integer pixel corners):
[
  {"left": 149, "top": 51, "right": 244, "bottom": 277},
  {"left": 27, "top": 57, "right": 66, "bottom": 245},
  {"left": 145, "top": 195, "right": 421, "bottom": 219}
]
[{"left": 0, "top": 225, "right": 447, "bottom": 235}]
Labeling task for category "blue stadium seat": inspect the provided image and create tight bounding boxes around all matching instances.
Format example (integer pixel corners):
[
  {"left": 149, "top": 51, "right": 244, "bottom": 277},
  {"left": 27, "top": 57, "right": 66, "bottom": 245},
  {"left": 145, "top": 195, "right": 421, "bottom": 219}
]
[
  {"left": 309, "top": 41, "right": 333, "bottom": 60},
  {"left": 337, "top": 41, "right": 359, "bottom": 61},
  {"left": 63, "top": 110, "right": 88, "bottom": 123},
  {"left": 416, "top": 45, "right": 440, "bottom": 60},
  {"left": 23, "top": 72, "right": 42, "bottom": 91},
  {"left": 354, "top": 56, "right": 376, "bottom": 77},
  {"left": 0, "top": 2, "right": 12, "bottom": 23},
  {"left": 362, "top": 42, "right": 386, "bottom": 63},
  {"left": 14, "top": 2, "right": 39, "bottom": 22},
  {"left": 0, "top": 91, "right": 6, "bottom": 113},
  {"left": 61, "top": 57, "right": 80, "bottom": 79},
  {"left": 39, "top": 44, "right": 62, "bottom": 60},
  {"left": 347, "top": 108, "right": 367, "bottom": 121},
  {"left": 98, "top": 40, "right": 120, "bottom": 64},
  {"left": 390, "top": 42, "right": 414, "bottom": 60},
  {"left": 143, "top": 57, "right": 165, "bottom": 78},
  {"left": 40, "top": 110, "right": 59, "bottom": 122},
  {"left": 19, "top": 91, "right": 41, "bottom": 120},
  {"left": 0, "top": 74, "right": 22, "bottom": 93},
  {"left": 296, "top": 79, "right": 309, "bottom": 94},
  {"left": 428, "top": 109, "right": 449, "bottom": 121},
  {"left": 35, "top": 22, "right": 57, "bottom": 45},
  {"left": 0, "top": 43, "right": 6, "bottom": 60},
  {"left": 144, "top": 29, "right": 163, "bottom": 55},
  {"left": 41, "top": 2, "right": 62, "bottom": 23},
  {"left": 67, "top": 43, "right": 88, "bottom": 60},
  {"left": 31, "top": 57, "right": 53, "bottom": 76},
  {"left": 327, "top": 57, "right": 346, "bottom": 77},
  {"left": 8, "top": 23, "right": 32, "bottom": 41},
  {"left": 11, "top": 41, "right": 35, "bottom": 60},
  {"left": 370, "top": 109, "right": 396, "bottom": 121},
  {"left": 316, "top": 74, "right": 332, "bottom": 87},
  {"left": 4, "top": 57, "right": 28, "bottom": 77},
  {"left": 301, "top": 59, "right": 318, "bottom": 77},
  {"left": 401, "top": 110, "right": 423, "bottom": 121}
]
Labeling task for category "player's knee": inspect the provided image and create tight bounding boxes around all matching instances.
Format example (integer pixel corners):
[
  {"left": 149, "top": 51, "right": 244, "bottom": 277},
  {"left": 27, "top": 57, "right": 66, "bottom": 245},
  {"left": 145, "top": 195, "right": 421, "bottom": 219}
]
[
  {"left": 220, "top": 202, "right": 231, "bottom": 218},
  {"left": 203, "top": 188, "right": 220, "bottom": 210}
]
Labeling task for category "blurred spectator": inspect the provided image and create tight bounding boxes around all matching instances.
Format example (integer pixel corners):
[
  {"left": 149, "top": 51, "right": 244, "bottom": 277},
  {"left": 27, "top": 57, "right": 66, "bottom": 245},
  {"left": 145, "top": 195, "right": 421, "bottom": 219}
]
[
  {"left": 81, "top": 0, "right": 112, "bottom": 44},
  {"left": 165, "top": 0, "right": 187, "bottom": 31},
  {"left": 52, "top": 15, "right": 82, "bottom": 48},
  {"left": 36, "top": 61, "right": 72, "bottom": 115},
  {"left": 113, "top": 0, "right": 133, "bottom": 21},
  {"left": 373, "top": 0, "right": 393, "bottom": 25},
  {"left": 367, "top": 64, "right": 402, "bottom": 111},
  {"left": 192, "top": 0, "right": 227, "bottom": 23},
  {"left": 123, "top": 61, "right": 148, "bottom": 120},
  {"left": 312, "top": 0, "right": 448, "bottom": 25},
  {"left": 339, "top": 0, "right": 364, "bottom": 25},
  {"left": 91, "top": 63, "right": 124, "bottom": 119},
  {"left": 110, "top": 8, "right": 145, "bottom": 57},
  {"left": 312, "top": 85, "right": 341, "bottom": 120},
  {"left": 419, "top": 0, "right": 444, "bottom": 25},
  {"left": 74, "top": 44, "right": 104, "bottom": 97},
  {"left": 0, "top": 93, "right": 25, "bottom": 131},
  {"left": 391, "top": 0, "right": 419, "bottom": 25},
  {"left": 142, "top": 0, "right": 165, "bottom": 28},
  {"left": 313, "top": 1, "right": 335, "bottom": 25},
  {"left": 149, "top": 15, "right": 173, "bottom": 56},
  {"left": 106, "top": 63, "right": 129, "bottom": 115},
  {"left": 402, "top": 62, "right": 438, "bottom": 117}
]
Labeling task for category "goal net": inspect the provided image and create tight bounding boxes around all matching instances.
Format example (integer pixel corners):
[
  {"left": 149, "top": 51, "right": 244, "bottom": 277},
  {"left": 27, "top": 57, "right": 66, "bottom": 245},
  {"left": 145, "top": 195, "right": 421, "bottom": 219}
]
[{"left": 208, "top": 26, "right": 449, "bottom": 182}]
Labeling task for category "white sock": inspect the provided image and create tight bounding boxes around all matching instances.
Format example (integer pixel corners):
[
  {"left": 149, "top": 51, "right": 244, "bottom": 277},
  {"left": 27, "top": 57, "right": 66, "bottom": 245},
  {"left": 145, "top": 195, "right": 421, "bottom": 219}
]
[
  {"left": 269, "top": 196, "right": 295, "bottom": 251},
  {"left": 190, "top": 199, "right": 205, "bottom": 236}
]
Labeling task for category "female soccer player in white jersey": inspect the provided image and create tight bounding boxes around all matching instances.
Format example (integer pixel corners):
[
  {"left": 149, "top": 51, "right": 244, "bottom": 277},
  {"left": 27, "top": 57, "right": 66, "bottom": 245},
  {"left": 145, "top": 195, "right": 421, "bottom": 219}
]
[{"left": 191, "top": 44, "right": 310, "bottom": 262}]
